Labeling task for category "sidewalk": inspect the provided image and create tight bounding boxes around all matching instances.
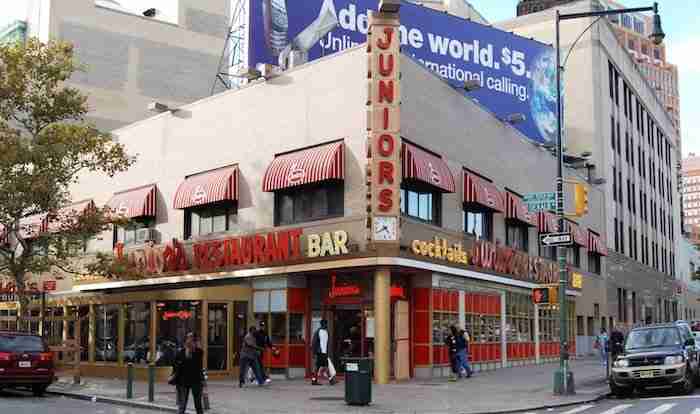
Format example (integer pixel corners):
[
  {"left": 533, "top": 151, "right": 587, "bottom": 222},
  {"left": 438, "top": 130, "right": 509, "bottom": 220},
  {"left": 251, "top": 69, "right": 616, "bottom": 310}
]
[{"left": 49, "top": 358, "right": 610, "bottom": 414}]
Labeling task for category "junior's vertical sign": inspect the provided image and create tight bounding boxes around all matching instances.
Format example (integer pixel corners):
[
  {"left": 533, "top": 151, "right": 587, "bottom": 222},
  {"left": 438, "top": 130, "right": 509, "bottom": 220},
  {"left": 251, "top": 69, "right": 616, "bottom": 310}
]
[{"left": 366, "top": 9, "right": 401, "bottom": 244}]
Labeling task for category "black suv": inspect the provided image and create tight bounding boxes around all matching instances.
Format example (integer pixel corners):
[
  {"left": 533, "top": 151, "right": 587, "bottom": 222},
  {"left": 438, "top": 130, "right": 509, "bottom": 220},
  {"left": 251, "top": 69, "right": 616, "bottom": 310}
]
[{"left": 610, "top": 323, "right": 699, "bottom": 396}]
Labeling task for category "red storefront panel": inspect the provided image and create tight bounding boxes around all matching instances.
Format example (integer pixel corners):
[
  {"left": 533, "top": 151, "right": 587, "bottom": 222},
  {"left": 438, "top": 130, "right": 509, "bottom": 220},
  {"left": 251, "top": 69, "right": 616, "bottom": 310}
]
[
  {"left": 433, "top": 345, "right": 448, "bottom": 365},
  {"left": 414, "top": 344, "right": 431, "bottom": 366},
  {"left": 265, "top": 345, "right": 288, "bottom": 368},
  {"left": 288, "top": 345, "right": 306, "bottom": 367},
  {"left": 287, "top": 288, "right": 307, "bottom": 313},
  {"left": 465, "top": 293, "right": 473, "bottom": 313},
  {"left": 432, "top": 289, "right": 443, "bottom": 311},
  {"left": 440, "top": 290, "right": 449, "bottom": 311},
  {"left": 414, "top": 312, "right": 431, "bottom": 343},
  {"left": 414, "top": 288, "right": 430, "bottom": 311},
  {"left": 449, "top": 291, "right": 459, "bottom": 312}
]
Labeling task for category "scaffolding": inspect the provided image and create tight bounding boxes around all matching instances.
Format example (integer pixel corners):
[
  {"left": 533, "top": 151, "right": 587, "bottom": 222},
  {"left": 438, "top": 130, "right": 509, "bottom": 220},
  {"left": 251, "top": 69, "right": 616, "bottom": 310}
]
[{"left": 211, "top": 0, "right": 249, "bottom": 95}]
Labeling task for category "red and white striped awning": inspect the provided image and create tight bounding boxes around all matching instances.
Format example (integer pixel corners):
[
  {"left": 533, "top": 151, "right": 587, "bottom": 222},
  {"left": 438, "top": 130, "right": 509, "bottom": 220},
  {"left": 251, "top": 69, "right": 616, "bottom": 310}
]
[
  {"left": 463, "top": 170, "right": 505, "bottom": 213},
  {"left": 505, "top": 192, "right": 536, "bottom": 227},
  {"left": 47, "top": 200, "right": 96, "bottom": 233},
  {"left": 173, "top": 165, "right": 239, "bottom": 209},
  {"left": 588, "top": 230, "right": 608, "bottom": 256},
  {"left": 106, "top": 185, "right": 157, "bottom": 219},
  {"left": 537, "top": 211, "right": 560, "bottom": 233},
  {"left": 263, "top": 141, "right": 344, "bottom": 192},
  {"left": 401, "top": 143, "right": 455, "bottom": 193},
  {"left": 19, "top": 213, "right": 48, "bottom": 239},
  {"left": 565, "top": 220, "right": 587, "bottom": 247}
]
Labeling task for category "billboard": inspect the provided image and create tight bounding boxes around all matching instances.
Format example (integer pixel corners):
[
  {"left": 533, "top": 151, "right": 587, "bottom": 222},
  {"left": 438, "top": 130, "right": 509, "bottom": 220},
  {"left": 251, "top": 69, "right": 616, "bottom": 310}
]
[{"left": 249, "top": 0, "right": 558, "bottom": 144}]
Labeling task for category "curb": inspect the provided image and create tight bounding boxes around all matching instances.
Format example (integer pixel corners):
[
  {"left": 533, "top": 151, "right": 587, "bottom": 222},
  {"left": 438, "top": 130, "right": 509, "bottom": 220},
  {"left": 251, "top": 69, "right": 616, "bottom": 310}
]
[
  {"left": 49, "top": 388, "right": 610, "bottom": 414},
  {"left": 48, "top": 390, "right": 183, "bottom": 413}
]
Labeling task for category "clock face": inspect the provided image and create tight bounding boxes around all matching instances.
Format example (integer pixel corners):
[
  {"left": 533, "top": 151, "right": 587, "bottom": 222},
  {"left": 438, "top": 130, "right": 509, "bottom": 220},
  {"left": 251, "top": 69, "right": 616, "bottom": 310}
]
[{"left": 373, "top": 216, "right": 397, "bottom": 241}]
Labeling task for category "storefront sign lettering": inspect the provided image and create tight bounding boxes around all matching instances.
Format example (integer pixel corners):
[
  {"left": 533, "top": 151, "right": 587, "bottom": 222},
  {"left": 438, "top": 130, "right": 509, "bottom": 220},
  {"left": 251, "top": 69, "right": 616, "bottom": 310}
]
[
  {"left": 193, "top": 229, "right": 303, "bottom": 271},
  {"left": 0, "top": 280, "right": 39, "bottom": 294},
  {"left": 571, "top": 272, "right": 583, "bottom": 289},
  {"left": 114, "top": 239, "right": 189, "bottom": 276},
  {"left": 162, "top": 310, "right": 192, "bottom": 321},
  {"left": 307, "top": 230, "right": 349, "bottom": 258},
  {"left": 329, "top": 274, "right": 361, "bottom": 298},
  {"left": 411, "top": 237, "right": 563, "bottom": 285}
]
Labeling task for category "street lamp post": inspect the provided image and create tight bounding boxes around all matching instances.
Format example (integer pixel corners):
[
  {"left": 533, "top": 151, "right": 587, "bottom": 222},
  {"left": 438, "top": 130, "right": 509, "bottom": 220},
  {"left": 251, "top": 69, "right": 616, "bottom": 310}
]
[{"left": 553, "top": 2, "right": 664, "bottom": 395}]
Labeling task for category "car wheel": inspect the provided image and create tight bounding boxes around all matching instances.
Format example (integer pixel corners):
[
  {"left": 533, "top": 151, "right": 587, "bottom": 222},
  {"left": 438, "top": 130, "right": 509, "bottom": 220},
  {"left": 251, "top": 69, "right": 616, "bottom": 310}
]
[
  {"left": 32, "top": 384, "right": 48, "bottom": 397},
  {"left": 678, "top": 367, "right": 695, "bottom": 395}
]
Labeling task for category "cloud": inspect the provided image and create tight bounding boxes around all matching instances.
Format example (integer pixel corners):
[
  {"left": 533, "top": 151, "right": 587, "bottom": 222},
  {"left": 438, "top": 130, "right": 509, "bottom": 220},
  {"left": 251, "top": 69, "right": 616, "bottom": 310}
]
[{"left": 668, "top": 36, "right": 700, "bottom": 74}]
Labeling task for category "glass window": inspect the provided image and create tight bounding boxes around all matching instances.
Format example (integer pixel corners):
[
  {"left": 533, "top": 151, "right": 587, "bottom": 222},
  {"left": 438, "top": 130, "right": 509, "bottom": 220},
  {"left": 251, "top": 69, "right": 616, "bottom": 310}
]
[
  {"left": 124, "top": 303, "right": 151, "bottom": 365},
  {"left": 78, "top": 306, "right": 89, "bottom": 362},
  {"left": 94, "top": 305, "right": 119, "bottom": 362},
  {"left": 400, "top": 186, "right": 441, "bottom": 224},
  {"left": 270, "top": 290, "right": 287, "bottom": 312},
  {"left": 207, "top": 304, "right": 228, "bottom": 371},
  {"left": 113, "top": 218, "right": 154, "bottom": 247},
  {"left": 275, "top": 182, "right": 343, "bottom": 226},
  {"left": 506, "top": 222, "right": 529, "bottom": 252},
  {"left": 289, "top": 314, "right": 305, "bottom": 344},
  {"left": 464, "top": 209, "right": 492, "bottom": 241},
  {"left": 567, "top": 247, "right": 581, "bottom": 268},
  {"left": 270, "top": 313, "right": 286, "bottom": 345},
  {"left": 155, "top": 301, "right": 201, "bottom": 366},
  {"left": 588, "top": 253, "right": 602, "bottom": 274},
  {"left": 186, "top": 202, "right": 237, "bottom": 239},
  {"left": 254, "top": 291, "right": 270, "bottom": 313}
]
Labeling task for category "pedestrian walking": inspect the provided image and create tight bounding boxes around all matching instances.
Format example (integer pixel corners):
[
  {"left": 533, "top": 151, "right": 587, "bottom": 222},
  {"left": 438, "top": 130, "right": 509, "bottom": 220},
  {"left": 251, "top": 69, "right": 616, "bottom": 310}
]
[
  {"left": 610, "top": 325, "right": 625, "bottom": 361},
  {"left": 240, "top": 326, "right": 267, "bottom": 388},
  {"left": 311, "top": 319, "right": 337, "bottom": 385},
  {"left": 254, "top": 320, "right": 275, "bottom": 383},
  {"left": 595, "top": 328, "right": 609, "bottom": 369},
  {"left": 172, "top": 332, "right": 204, "bottom": 414},
  {"left": 456, "top": 327, "right": 472, "bottom": 378},
  {"left": 445, "top": 326, "right": 459, "bottom": 381}
]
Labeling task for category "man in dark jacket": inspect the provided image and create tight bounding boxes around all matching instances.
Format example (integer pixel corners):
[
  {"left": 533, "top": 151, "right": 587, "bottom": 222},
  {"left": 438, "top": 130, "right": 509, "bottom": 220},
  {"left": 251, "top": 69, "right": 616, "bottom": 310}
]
[
  {"left": 609, "top": 325, "right": 625, "bottom": 360},
  {"left": 445, "top": 326, "right": 459, "bottom": 381},
  {"left": 254, "top": 320, "right": 273, "bottom": 382},
  {"left": 173, "top": 332, "right": 204, "bottom": 414},
  {"left": 240, "top": 326, "right": 266, "bottom": 388}
]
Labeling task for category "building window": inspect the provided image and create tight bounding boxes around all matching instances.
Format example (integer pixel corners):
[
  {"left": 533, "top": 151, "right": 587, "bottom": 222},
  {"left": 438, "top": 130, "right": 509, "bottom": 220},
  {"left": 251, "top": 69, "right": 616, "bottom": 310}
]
[
  {"left": 274, "top": 182, "right": 343, "bottom": 226},
  {"left": 113, "top": 218, "right": 155, "bottom": 247},
  {"left": 207, "top": 303, "right": 228, "bottom": 371},
  {"left": 567, "top": 247, "right": 581, "bottom": 268},
  {"left": 124, "top": 303, "right": 151, "bottom": 365},
  {"left": 156, "top": 301, "right": 202, "bottom": 366},
  {"left": 505, "top": 291, "right": 533, "bottom": 344},
  {"left": 588, "top": 253, "right": 601, "bottom": 275},
  {"left": 185, "top": 202, "right": 237, "bottom": 239},
  {"left": 463, "top": 209, "right": 492, "bottom": 241},
  {"left": 400, "top": 185, "right": 441, "bottom": 224},
  {"left": 506, "top": 222, "right": 529, "bottom": 252}
]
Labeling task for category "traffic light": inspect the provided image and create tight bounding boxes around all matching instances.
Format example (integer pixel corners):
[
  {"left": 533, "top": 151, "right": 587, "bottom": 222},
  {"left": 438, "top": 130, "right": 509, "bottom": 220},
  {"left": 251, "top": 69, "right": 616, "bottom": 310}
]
[
  {"left": 574, "top": 183, "right": 589, "bottom": 217},
  {"left": 532, "top": 286, "right": 558, "bottom": 305}
]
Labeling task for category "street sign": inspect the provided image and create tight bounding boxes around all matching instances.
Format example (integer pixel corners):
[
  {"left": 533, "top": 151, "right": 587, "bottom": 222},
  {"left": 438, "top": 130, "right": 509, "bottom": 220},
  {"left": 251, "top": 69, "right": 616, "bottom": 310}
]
[
  {"left": 523, "top": 192, "right": 557, "bottom": 213},
  {"left": 539, "top": 232, "right": 573, "bottom": 247}
]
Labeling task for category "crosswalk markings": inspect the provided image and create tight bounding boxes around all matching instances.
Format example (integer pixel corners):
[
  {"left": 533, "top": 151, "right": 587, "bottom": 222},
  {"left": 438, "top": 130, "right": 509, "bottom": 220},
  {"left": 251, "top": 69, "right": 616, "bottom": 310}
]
[
  {"left": 645, "top": 404, "right": 677, "bottom": 414},
  {"left": 598, "top": 404, "right": 634, "bottom": 414},
  {"left": 561, "top": 404, "right": 595, "bottom": 414}
]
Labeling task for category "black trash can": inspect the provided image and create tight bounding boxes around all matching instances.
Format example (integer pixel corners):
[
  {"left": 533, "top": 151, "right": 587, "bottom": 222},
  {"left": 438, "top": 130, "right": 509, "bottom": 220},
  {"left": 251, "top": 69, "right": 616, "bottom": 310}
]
[{"left": 342, "top": 357, "right": 372, "bottom": 406}]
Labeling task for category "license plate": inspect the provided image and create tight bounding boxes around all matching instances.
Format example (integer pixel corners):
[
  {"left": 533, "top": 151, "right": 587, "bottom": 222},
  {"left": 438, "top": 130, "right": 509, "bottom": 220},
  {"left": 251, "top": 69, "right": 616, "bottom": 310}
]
[{"left": 639, "top": 370, "right": 654, "bottom": 378}]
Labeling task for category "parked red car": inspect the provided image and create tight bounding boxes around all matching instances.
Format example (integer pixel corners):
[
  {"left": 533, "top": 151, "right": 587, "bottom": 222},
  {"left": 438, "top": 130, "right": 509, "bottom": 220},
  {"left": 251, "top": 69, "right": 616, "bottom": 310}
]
[{"left": 0, "top": 332, "right": 54, "bottom": 396}]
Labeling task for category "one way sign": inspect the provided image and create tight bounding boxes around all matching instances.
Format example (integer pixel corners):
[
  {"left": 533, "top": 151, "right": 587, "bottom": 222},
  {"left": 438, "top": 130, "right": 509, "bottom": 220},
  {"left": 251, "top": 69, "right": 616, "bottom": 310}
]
[{"left": 539, "top": 232, "right": 573, "bottom": 247}]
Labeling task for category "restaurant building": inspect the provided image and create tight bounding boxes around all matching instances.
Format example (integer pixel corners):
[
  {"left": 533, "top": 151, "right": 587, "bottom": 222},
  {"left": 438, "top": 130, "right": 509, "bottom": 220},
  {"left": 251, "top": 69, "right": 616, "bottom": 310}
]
[{"left": 28, "top": 10, "right": 613, "bottom": 383}]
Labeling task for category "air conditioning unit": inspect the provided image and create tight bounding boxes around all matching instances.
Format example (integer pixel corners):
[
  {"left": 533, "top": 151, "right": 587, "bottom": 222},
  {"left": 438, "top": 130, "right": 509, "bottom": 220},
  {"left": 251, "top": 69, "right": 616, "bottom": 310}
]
[{"left": 135, "top": 228, "right": 159, "bottom": 244}]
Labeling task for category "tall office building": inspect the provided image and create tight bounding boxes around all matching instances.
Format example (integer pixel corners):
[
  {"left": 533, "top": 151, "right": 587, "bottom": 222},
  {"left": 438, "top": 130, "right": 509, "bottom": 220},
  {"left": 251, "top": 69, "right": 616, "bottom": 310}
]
[
  {"left": 410, "top": 0, "right": 489, "bottom": 24},
  {"left": 517, "top": 0, "right": 681, "bottom": 144},
  {"left": 501, "top": 0, "right": 681, "bottom": 329},
  {"left": 1, "top": 0, "right": 229, "bottom": 132},
  {"left": 682, "top": 154, "right": 700, "bottom": 245}
]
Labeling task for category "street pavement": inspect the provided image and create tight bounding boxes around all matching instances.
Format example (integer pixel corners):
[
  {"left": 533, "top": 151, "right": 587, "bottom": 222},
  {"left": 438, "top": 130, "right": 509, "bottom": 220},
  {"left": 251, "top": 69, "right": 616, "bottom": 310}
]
[
  {"left": 525, "top": 394, "right": 700, "bottom": 414},
  {"left": 0, "top": 388, "right": 156, "bottom": 414},
  {"left": 48, "top": 357, "right": 611, "bottom": 414}
]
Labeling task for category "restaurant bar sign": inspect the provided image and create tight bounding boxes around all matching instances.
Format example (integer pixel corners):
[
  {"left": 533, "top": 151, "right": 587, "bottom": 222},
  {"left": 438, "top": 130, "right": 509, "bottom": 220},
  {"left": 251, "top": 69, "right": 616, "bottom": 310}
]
[
  {"left": 411, "top": 236, "right": 573, "bottom": 286},
  {"left": 112, "top": 229, "right": 351, "bottom": 276}
]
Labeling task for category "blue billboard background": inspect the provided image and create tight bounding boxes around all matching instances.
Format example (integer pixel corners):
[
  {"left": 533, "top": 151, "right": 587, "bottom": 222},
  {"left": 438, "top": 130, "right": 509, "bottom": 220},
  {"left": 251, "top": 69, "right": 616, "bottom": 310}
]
[{"left": 249, "top": 0, "right": 558, "bottom": 145}]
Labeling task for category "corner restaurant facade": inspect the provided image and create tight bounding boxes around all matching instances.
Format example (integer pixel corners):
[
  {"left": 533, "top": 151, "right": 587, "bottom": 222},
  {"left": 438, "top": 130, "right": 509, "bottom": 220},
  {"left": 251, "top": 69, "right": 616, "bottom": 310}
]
[{"left": 39, "top": 11, "right": 610, "bottom": 382}]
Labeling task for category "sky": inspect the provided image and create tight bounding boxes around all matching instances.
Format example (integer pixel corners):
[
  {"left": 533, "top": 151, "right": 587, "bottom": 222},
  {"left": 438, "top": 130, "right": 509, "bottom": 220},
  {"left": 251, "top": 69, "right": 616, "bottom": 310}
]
[{"left": 468, "top": 0, "right": 700, "bottom": 158}]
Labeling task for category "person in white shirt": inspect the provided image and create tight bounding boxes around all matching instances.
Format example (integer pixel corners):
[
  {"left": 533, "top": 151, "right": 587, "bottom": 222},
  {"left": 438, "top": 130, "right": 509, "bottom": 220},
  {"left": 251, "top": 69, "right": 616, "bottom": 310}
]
[{"left": 311, "top": 319, "right": 337, "bottom": 385}]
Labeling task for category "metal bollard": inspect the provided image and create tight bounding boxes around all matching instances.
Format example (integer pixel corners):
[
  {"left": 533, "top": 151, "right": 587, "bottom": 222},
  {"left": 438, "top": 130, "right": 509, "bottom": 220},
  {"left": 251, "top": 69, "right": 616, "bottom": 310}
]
[
  {"left": 148, "top": 363, "right": 155, "bottom": 402},
  {"left": 202, "top": 369, "right": 210, "bottom": 411},
  {"left": 127, "top": 362, "right": 134, "bottom": 399}
]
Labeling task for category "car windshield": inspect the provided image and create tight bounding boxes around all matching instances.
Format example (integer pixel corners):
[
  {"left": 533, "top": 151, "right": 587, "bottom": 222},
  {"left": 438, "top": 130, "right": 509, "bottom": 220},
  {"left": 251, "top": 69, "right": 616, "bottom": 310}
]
[
  {"left": 625, "top": 327, "right": 681, "bottom": 350},
  {"left": 0, "top": 335, "right": 46, "bottom": 352}
]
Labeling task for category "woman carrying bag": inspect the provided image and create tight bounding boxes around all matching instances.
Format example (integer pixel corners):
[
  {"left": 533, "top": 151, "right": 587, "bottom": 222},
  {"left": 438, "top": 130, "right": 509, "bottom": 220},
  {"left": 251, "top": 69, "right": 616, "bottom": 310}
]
[{"left": 171, "top": 332, "right": 205, "bottom": 414}]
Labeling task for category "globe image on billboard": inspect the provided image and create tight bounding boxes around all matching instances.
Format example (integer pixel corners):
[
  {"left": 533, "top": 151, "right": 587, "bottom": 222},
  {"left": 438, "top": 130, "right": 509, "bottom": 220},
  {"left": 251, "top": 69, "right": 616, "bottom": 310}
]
[{"left": 530, "top": 50, "right": 558, "bottom": 144}]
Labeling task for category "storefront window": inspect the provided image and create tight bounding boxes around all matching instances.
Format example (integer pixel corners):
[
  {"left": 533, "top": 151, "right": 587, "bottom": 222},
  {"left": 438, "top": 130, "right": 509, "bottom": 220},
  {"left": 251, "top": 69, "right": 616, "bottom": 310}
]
[
  {"left": 79, "top": 306, "right": 89, "bottom": 361},
  {"left": 274, "top": 183, "right": 343, "bottom": 226},
  {"left": 208, "top": 303, "right": 227, "bottom": 371},
  {"left": 45, "top": 307, "right": 64, "bottom": 347},
  {"left": 124, "top": 303, "right": 151, "bottom": 365},
  {"left": 270, "top": 313, "right": 286, "bottom": 344},
  {"left": 506, "top": 292, "right": 533, "bottom": 343},
  {"left": 94, "top": 305, "right": 119, "bottom": 362},
  {"left": 289, "top": 314, "right": 305, "bottom": 344},
  {"left": 506, "top": 222, "right": 529, "bottom": 252},
  {"left": 254, "top": 289, "right": 288, "bottom": 346},
  {"left": 156, "top": 301, "right": 201, "bottom": 366},
  {"left": 185, "top": 203, "right": 237, "bottom": 239},
  {"left": 400, "top": 186, "right": 441, "bottom": 224},
  {"left": 0, "top": 309, "right": 18, "bottom": 331},
  {"left": 432, "top": 312, "right": 458, "bottom": 344},
  {"left": 113, "top": 218, "right": 154, "bottom": 247}
]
